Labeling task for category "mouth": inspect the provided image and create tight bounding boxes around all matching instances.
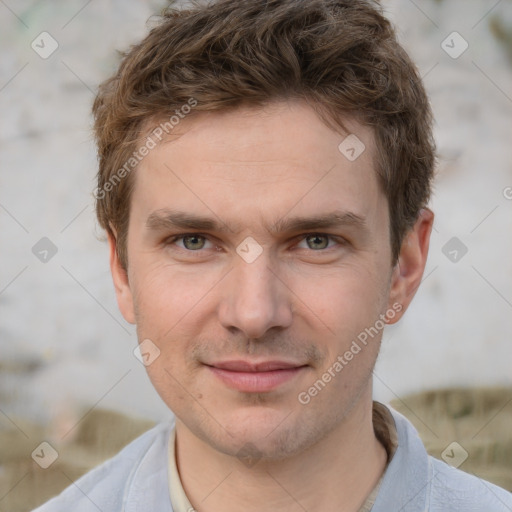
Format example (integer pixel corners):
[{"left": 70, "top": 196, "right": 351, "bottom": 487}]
[{"left": 205, "top": 360, "right": 308, "bottom": 392}]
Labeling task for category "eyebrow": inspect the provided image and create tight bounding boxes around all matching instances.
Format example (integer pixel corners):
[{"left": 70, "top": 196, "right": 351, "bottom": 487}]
[
  {"left": 146, "top": 210, "right": 226, "bottom": 232},
  {"left": 271, "top": 211, "right": 367, "bottom": 234},
  {"left": 145, "top": 209, "right": 368, "bottom": 235}
]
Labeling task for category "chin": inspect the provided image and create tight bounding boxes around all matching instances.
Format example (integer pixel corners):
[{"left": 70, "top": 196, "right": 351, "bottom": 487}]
[
  {"left": 222, "top": 423, "right": 319, "bottom": 462},
  {"left": 201, "top": 404, "right": 319, "bottom": 461}
]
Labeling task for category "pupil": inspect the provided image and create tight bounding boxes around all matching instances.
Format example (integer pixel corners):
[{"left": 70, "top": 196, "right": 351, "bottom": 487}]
[
  {"left": 308, "top": 235, "right": 327, "bottom": 250},
  {"left": 184, "top": 235, "right": 204, "bottom": 250}
]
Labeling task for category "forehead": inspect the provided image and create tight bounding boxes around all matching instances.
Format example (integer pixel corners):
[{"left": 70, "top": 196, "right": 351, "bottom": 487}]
[{"left": 131, "top": 100, "right": 384, "bottom": 233}]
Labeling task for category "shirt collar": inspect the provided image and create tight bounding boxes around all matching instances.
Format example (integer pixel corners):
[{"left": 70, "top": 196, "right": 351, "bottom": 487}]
[
  {"left": 372, "top": 406, "right": 430, "bottom": 512},
  {"left": 167, "top": 402, "right": 413, "bottom": 512}
]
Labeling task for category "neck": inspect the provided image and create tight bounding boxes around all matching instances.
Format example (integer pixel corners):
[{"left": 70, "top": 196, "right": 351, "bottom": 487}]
[{"left": 175, "top": 391, "right": 387, "bottom": 512}]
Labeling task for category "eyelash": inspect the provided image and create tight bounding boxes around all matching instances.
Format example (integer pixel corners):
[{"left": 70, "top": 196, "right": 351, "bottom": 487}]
[
  {"left": 168, "top": 234, "right": 215, "bottom": 252},
  {"left": 165, "top": 233, "right": 346, "bottom": 253},
  {"left": 295, "top": 234, "right": 342, "bottom": 251}
]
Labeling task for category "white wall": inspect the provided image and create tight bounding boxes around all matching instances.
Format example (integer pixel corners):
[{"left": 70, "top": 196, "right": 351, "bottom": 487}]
[{"left": 0, "top": 0, "right": 511, "bottom": 425}]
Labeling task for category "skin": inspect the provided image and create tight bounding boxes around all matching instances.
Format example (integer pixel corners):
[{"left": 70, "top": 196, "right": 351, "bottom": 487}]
[{"left": 109, "top": 100, "right": 433, "bottom": 511}]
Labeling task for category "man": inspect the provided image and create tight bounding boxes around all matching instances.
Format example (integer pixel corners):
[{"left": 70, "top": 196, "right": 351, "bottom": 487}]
[{"left": 35, "top": 0, "right": 512, "bottom": 510}]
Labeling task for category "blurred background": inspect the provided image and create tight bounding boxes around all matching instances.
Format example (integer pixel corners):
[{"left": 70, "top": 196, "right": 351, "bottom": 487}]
[{"left": 1, "top": 0, "right": 511, "bottom": 509}]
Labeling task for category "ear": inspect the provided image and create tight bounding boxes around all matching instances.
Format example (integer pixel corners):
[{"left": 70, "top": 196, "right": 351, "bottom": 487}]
[
  {"left": 108, "top": 231, "right": 136, "bottom": 325},
  {"left": 386, "top": 208, "right": 434, "bottom": 325}
]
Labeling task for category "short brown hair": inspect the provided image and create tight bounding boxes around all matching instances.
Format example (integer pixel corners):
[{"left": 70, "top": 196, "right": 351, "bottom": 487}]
[{"left": 93, "top": 0, "right": 435, "bottom": 269}]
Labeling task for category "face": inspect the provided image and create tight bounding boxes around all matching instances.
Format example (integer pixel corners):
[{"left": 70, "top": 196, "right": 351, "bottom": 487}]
[{"left": 110, "top": 100, "right": 431, "bottom": 460}]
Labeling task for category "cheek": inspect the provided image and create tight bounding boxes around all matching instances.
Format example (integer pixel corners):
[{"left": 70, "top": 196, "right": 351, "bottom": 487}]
[
  {"left": 130, "top": 261, "right": 224, "bottom": 387},
  {"left": 131, "top": 259, "right": 217, "bottom": 327},
  {"left": 131, "top": 266, "right": 207, "bottom": 403},
  {"left": 292, "top": 262, "right": 388, "bottom": 336}
]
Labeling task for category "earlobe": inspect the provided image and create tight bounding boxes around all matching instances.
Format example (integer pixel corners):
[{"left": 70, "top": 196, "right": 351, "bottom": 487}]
[
  {"left": 108, "top": 231, "right": 136, "bottom": 325},
  {"left": 386, "top": 208, "right": 434, "bottom": 325}
]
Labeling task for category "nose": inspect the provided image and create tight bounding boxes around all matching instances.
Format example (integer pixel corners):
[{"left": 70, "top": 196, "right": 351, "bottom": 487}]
[{"left": 218, "top": 253, "right": 293, "bottom": 339}]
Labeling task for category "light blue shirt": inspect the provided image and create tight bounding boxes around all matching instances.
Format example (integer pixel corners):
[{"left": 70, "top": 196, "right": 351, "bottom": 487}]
[{"left": 33, "top": 405, "right": 512, "bottom": 511}]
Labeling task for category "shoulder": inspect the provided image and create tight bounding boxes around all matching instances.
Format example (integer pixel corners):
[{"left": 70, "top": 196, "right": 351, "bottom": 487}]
[
  {"left": 428, "top": 456, "right": 512, "bottom": 511},
  {"left": 31, "top": 422, "right": 173, "bottom": 512},
  {"left": 374, "top": 404, "right": 512, "bottom": 511}
]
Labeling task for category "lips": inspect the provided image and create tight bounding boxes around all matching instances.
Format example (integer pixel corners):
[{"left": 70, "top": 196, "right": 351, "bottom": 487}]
[
  {"left": 206, "top": 359, "right": 307, "bottom": 392},
  {"left": 211, "top": 360, "right": 302, "bottom": 372}
]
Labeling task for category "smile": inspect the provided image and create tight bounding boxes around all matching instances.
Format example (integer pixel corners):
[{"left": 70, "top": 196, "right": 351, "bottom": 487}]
[{"left": 205, "top": 360, "right": 308, "bottom": 392}]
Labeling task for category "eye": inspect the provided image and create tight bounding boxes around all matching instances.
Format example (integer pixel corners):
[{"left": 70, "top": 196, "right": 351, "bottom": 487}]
[
  {"left": 297, "top": 234, "right": 339, "bottom": 251},
  {"left": 173, "top": 234, "right": 212, "bottom": 251}
]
